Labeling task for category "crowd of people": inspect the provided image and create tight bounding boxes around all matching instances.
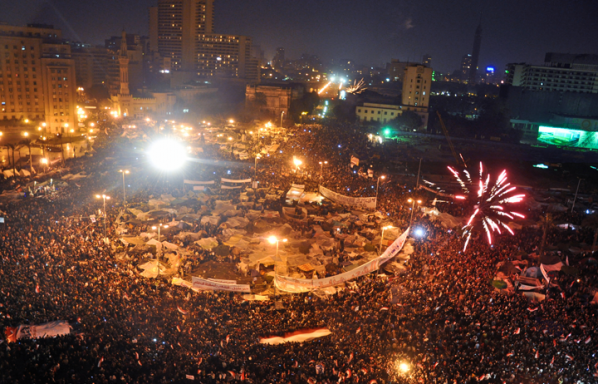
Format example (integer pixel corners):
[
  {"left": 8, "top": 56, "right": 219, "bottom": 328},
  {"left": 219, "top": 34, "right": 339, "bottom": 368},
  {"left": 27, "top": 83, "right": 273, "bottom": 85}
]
[{"left": 0, "top": 120, "right": 597, "bottom": 384}]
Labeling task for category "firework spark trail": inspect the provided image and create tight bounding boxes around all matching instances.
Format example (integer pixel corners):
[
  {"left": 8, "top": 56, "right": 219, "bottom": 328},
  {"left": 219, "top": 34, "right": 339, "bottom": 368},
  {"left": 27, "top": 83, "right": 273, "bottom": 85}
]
[{"left": 447, "top": 163, "right": 525, "bottom": 251}]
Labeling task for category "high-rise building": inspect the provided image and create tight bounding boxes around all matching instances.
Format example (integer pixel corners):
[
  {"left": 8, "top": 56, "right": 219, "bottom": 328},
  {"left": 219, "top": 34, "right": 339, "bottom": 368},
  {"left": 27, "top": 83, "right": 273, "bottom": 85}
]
[
  {"left": 422, "top": 54, "right": 432, "bottom": 67},
  {"left": 71, "top": 46, "right": 112, "bottom": 90},
  {"left": 0, "top": 24, "right": 77, "bottom": 133},
  {"left": 272, "top": 47, "right": 285, "bottom": 70},
  {"left": 468, "top": 23, "right": 482, "bottom": 84},
  {"left": 402, "top": 64, "right": 433, "bottom": 128},
  {"left": 105, "top": 33, "right": 146, "bottom": 92},
  {"left": 150, "top": 0, "right": 215, "bottom": 72},
  {"left": 505, "top": 53, "right": 598, "bottom": 93},
  {"left": 150, "top": 0, "right": 258, "bottom": 82},
  {"left": 460, "top": 54, "right": 472, "bottom": 81}
]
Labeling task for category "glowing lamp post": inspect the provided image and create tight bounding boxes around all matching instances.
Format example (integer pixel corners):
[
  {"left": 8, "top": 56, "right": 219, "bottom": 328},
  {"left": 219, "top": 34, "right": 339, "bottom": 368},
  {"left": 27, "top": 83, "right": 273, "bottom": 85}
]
[
  {"left": 268, "top": 236, "right": 287, "bottom": 272},
  {"left": 119, "top": 170, "right": 130, "bottom": 206},
  {"left": 375, "top": 175, "right": 386, "bottom": 208},
  {"left": 152, "top": 224, "right": 169, "bottom": 278},
  {"left": 95, "top": 194, "right": 111, "bottom": 236},
  {"left": 147, "top": 138, "right": 187, "bottom": 171},
  {"left": 319, "top": 161, "right": 328, "bottom": 179},
  {"left": 408, "top": 198, "right": 422, "bottom": 225}
]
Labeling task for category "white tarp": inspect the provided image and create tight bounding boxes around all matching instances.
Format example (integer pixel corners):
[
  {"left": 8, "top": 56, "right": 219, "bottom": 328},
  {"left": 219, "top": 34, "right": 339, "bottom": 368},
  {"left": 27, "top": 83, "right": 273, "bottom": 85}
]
[
  {"left": 194, "top": 237, "right": 219, "bottom": 250},
  {"left": 319, "top": 185, "right": 377, "bottom": 210},
  {"left": 138, "top": 259, "right": 168, "bottom": 278},
  {"left": 275, "top": 227, "right": 409, "bottom": 292}
]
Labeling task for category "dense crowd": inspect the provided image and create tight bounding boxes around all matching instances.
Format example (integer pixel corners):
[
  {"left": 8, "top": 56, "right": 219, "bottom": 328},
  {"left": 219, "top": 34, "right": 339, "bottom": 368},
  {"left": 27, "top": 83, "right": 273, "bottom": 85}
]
[{"left": 0, "top": 121, "right": 597, "bottom": 384}]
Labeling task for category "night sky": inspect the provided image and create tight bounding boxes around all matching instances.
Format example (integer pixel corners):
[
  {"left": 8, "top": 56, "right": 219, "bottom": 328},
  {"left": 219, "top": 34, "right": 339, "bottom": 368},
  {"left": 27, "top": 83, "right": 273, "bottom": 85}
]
[{"left": 5, "top": 0, "right": 598, "bottom": 73}]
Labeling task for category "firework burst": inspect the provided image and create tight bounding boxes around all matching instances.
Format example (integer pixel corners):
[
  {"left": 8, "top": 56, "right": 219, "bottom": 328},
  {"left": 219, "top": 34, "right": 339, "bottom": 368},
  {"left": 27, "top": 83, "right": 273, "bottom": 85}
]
[{"left": 448, "top": 162, "right": 525, "bottom": 251}]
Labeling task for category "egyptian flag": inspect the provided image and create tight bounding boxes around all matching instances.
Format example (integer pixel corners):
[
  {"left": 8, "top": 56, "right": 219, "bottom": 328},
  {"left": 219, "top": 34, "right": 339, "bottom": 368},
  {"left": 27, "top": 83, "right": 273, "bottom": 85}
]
[
  {"left": 433, "top": 362, "right": 439, "bottom": 369},
  {"left": 527, "top": 307, "right": 538, "bottom": 312},
  {"left": 361, "top": 368, "right": 368, "bottom": 374},
  {"left": 135, "top": 352, "right": 139, "bottom": 360},
  {"left": 369, "top": 380, "right": 377, "bottom": 384},
  {"left": 308, "top": 378, "right": 316, "bottom": 384},
  {"left": 566, "top": 355, "right": 574, "bottom": 361},
  {"left": 98, "top": 357, "right": 104, "bottom": 368},
  {"left": 228, "top": 371, "right": 236, "bottom": 379},
  {"left": 35, "top": 285, "right": 40, "bottom": 294},
  {"left": 550, "top": 356, "right": 555, "bottom": 365},
  {"left": 293, "top": 361, "right": 298, "bottom": 368},
  {"left": 506, "top": 352, "right": 514, "bottom": 357},
  {"left": 513, "top": 328, "right": 520, "bottom": 335},
  {"left": 177, "top": 306, "right": 189, "bottom": 315},
  {"left": 240, "top": 370, "right": 246, "bottom": 381},
  {"left": 198, "top": 357, "right": 203, "bottom": 365},
  {"left": 348, "top": 353, "right": 354, "bottom": 363},
  {"left": 226, "top": 335, "right": 230, "bottom": 344},
  {"left": 585, "top": 336, "right": 592, "bottom": 344},
  {"left": 138, "top": 360, "right": 142, "bottom": 366},
  {"left": 534, "top": 350, "right": 539, "bottom": 359},
  {"left": 380, "top": 307, "right": 389, "bottom": 311},
  {"left": 356, "top": 327, "right": 362, "bottom": 334},
  {"left": 346, "top": 369, "right": 352, "bottom": 378}
]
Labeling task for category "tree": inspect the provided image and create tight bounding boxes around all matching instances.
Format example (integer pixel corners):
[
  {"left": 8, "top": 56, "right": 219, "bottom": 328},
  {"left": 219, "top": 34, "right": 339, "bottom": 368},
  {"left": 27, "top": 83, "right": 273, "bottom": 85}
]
[
  {"left": 538, "top": 213, "right": 554, "bottom": 259},
  {"left": 582, "top": 214, "right": 598, "bottom": 254},
  {"left": 394, "top": 111, "right": 422, "bottom": 131}
]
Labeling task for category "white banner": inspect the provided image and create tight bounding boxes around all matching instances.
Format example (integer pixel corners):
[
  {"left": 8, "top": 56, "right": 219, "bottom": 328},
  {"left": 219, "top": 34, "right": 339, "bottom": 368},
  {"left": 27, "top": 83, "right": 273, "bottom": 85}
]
[
  {"left": 319, "top": 185, "right": 377, "bottom": 210},
  {"left": 5, "top": 320, "right": 72, "bottom": 343},
  {"left": 193, "top": 186, "right": 205, "bottom": 191},
  {"left": 184, "top": 180, "right": 215, "bottom": 185},
  {"left": 208, "top": 278, "right": 237, "bottom": 284},
  {"left": 221, "top": 185, "right": 243, "bottom": 190},
  {"left": 192, "top": 277, "right": 251, "bottom": 292},
  {"left": 221, "top": 178, "right": 252, "bottom": 183},
  {"left": 275, "top": 227, "right": 410, "bottom": 293}
]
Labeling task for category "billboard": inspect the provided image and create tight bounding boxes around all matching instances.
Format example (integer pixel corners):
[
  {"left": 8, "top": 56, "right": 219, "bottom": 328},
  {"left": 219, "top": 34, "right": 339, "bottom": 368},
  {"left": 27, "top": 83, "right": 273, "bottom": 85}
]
[{"left": 537, "top": 126, "right": 598, "bottom": 150}]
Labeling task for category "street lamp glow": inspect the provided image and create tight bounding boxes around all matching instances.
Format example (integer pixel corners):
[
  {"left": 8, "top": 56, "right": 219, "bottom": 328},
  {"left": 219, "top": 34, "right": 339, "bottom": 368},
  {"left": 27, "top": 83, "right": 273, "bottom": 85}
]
[
  {"left": 229, "top": 119, "right": 234, "bottom": 124},
  {"left": 293, "top": 157, "right": 302, "bottom": 167},
  {"left": 414, "top": 228, "right": 425, "bottom": 237},
  {"left": 268, "top": 235, "right": 278, "bottom": 244},
  {"left": 399, "top": 362, "right": 410, "bottom": 373},
  {"left": 23, "top": 132, "right": 29, "bottom": 137},
  {"left": 147, "top": 138, "right": 187, "bottom": 171}
]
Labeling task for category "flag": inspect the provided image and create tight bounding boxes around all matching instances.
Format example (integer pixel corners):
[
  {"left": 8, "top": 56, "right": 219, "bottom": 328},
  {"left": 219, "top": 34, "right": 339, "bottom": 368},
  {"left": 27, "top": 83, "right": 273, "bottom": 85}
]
[
  {"left": 35, "top": 285, "right": 40, "bottom": 293},
  {"left": 566, "top": 355, "right": 574, "bottom": 361},
  {"left": 177, "top": 306, "right": 189, "bottom": 315},
  {"left": 308, "top": 378, "right": 316, "bottom": 384},
  {"left": 198, "top": 357, "right": 202, "bottom": 365},
  {"left": 293, "top": 361, "right": 298, "bottom": 368},
  {"left": 138, "top": 360, "right": 142, "bottom": 366},
  {"left": 585, "top": 336, "right": 592, "bottom": 344},
  {"left": 135, "top": 352, "right": 139, "bottom": 360},
  {"left": 527, "top": 307, "right": 538, "bottom": 312},
  {"left": 367, "top": 168, "right": 374, "bottom": 178},
  {"left": 356, "top": 327, "right": 361, "bottom": 334},
  {"left": 380, "top": 307, "right": 389, "bottom": 311},
  {"left": 550, "top": 356, "right": 555, "bottom": 365},
  {"left": 506, "top": 352, "right": 514, "bottom": 357},
  {"left": 98, "top": 357, "right": 104, "bottom": 368},
  {"left": 348, "top": 353, "right": 354, "bottom": 363},
  {"left": 513, "top": 328, "right": 520, "bottom": 335},
  {"left": 351, "top": 156, "right": 359, "bottom": 167},
  {"left": 561, "top": 292, "right": 566, "bottom": 300},
  {"left": 361, "top": 368, "right": 368, "bottom": 374},
  {"left": 186, "top": 374, "right": 195, "bottom": 380},
  {"left": 369, "top": 380, "right": 377, "bottom": 384},
  {"left": 177, "top": 326, "right": 181, "bottom": 332},
  {"left": 346, "top": 369, "right": 352, "bottom": 378},
  {"left": 535, "top": 350, "right": 539, "bottom": 359},
  {"left": 540, "top": 264, "right": 550, "bottom": 283},
  {"left": 226, "top": 335, "right": 230, "bottom": 344},
  {"left": 228, "top": 371, "right": 236, "bottom": 379},
  {"left": 433, "top": 362, "right": 439, "bottom": 369},
  {"left": 259, "top": 328, "right": 331, "bottom": 345}
]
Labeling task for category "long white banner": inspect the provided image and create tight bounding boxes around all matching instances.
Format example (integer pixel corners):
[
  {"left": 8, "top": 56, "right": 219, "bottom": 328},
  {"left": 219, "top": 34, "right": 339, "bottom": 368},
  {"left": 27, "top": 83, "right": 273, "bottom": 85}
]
[
  {"left": 275, "top": 227, "right": 410, "bottom": 293},
  {"left": 319, "top": 185, "right": 377, "bottom": 210},
  {"left": 5, "top": 320, "right": 72, "bottom": 343},
  {"left": 192, "top": 277, "right": 251, "bottom": 292},
  {"left": 184, "top": 180, "right": 215, "bottom": 185},
  {"left": 221, "top": 178, "right": 252, "bottom": 184}
]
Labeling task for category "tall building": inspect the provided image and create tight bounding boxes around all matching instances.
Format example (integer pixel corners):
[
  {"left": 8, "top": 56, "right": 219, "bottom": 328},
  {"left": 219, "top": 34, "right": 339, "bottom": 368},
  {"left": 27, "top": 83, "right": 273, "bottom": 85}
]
[
  {"left": 422, "top": 54, "right": 432, "bottom": 67},
  {"left": 401, "top": 64, "right": 432, "bottom": 128},
  {"left": 0, "top": 24, "right": 77, "bottom": 133},
  {"left": 71, "top": 46, "right": 112, "bottom": 90},
  {"left": 386, "top": 59, "right": 418, "bottom": 82},
  {"left": 105, "top": 33, "right": 146, "bottom": 92},
  {"left": 468, "top": 23, "right": 482, "bottom": 84},
  {"left": 460, "top": 54, "right": 472, "bottom": 82},
  {"left": 150, "top": 0, "right": 215, "bottom": 72},
  {"left": 150, "top": 0, "right": 258, "bottom": 82},
  {"left": 272, "top": 47, "right": 285, "bottom": 70},
  {"left": 505, "top": 53, "right": 598, "bottom": 93}
]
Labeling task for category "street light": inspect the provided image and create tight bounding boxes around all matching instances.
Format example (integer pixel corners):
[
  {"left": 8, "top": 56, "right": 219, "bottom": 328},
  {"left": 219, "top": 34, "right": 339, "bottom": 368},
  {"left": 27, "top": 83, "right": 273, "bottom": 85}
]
[
  {"left": 319, "top": 161, "right": 328, "bottom": 179},
  {"left": 151, "top": 224, "right": 169, "bottom": 278},
  {"left": 280, "top": 111, "right": 285, "bottom": 128},
  {"left": 407, "top": 198, "right": 422, "bottom": 225},
  {"left": 380, "top": 225, "right": 393, "bottom": 253},
  {"left": 375, "top": 175, "right": 386, "bottom": 208},
  {"left": 95, "top": 194, "right": 111, "bottom": 236},
  {"left": 119, "top": 170, "right": 130, "bottom": 206},
  {"left": 267, "top": 235, "right": 287, "bottom": 264},
  {"left": 254, "top": 154, "right": 261, "bottom": 181}
]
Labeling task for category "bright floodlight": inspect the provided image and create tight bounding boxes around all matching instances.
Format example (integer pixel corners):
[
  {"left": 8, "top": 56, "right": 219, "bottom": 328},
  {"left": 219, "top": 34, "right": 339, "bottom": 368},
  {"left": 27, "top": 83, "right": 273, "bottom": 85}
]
[
  {"left": 414, "top": 228, "right": 425, "bottom": 237},
  {"left": 147, "top": 138, "right": 187, "bottom": 171},
  {"left": 268, "top": 236, "right": 278, "bottom": 244},
  {"left": 399, "top": 362, "right": 410, "bottom": 373}
]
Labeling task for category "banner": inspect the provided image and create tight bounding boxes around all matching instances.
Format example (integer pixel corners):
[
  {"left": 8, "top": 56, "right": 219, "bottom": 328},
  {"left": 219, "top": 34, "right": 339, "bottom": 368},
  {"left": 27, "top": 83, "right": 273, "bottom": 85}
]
[
  {"left": 319, "top": 185, "right": 377, "bottom": 210},
  {"left": 221, "top": 178, "right": 252, "bottom": 183},
  {"left": 351, "top": 156, "right": 359, "bottom": 167},
  {"left": 221, "top": 185, "right": 243, "bottom": 190},
  {"left": 192, "top": 277, "right": 251, "bottom": 292},
  {"left": 208, "top": 278, "right": 237, "bottom": 284},
  {"left": 193, "top": 186, "right": 205, "bottom": 191},
  {"left": 275, "top": 227, "right": 409, "bottom": 293},
  {"left": 184, "top": 180, "right": 215, "bottom": 185},
  {"left": 5, "top": 320, "right": 72, "bottom": 343},
  {"left": 259, "top": 328, "right": 331, "bottom": 345}
]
